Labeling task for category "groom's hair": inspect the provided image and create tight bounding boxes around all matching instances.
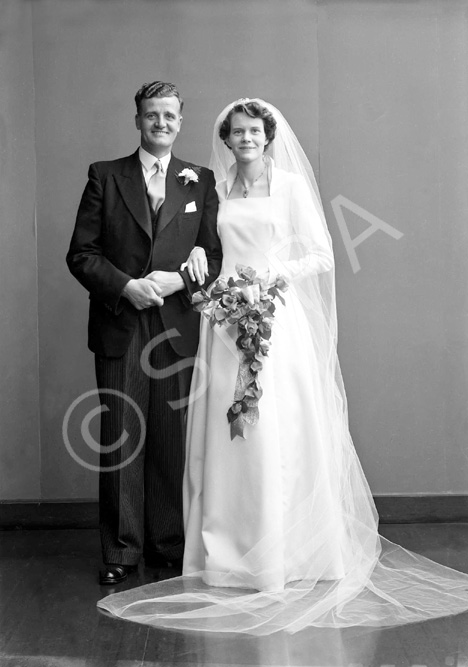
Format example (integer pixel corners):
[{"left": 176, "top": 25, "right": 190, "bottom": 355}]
[{"left": 134, "top": 81, "right": 184, "bottom": 114}]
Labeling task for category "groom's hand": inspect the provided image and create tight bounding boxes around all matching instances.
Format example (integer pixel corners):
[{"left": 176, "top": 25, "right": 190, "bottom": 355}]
[
  {"left": 122, "top": 278, "right": 164, "bottom": 310},
  {"left": 146, "top": 271, "right": 184, "bottom": 298}
]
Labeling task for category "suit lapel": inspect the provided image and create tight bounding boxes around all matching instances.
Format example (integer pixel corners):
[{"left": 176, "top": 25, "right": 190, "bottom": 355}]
[
  {"left": 114, "top": 150, "right": 152, "bottom": 239},
  {"left": 155, "top": 156, "right": 191, "bottom": 237}
]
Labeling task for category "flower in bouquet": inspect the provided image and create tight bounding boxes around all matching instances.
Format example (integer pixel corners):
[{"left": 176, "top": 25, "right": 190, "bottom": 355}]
[{"left": 192, "top": 264, "right": 289, "bottom": 440}]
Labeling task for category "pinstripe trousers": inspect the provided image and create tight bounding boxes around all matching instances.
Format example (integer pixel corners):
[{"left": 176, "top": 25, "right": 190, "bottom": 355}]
[{"left": 95, "top": 307, "right": 193, "bottom": 566}]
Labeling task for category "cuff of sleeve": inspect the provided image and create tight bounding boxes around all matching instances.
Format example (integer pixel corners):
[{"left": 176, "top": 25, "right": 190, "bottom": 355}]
[
  {"left": 177, "top": 269, "right": 194, "bottom": 307},
  {"left": 109, "top": 277, "right": 132, "bottom": 315}
]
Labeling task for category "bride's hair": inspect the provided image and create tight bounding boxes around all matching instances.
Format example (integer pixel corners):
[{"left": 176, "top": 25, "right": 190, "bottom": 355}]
[{"left": 218, "top": 101, "right": 277, "bottom": 148}]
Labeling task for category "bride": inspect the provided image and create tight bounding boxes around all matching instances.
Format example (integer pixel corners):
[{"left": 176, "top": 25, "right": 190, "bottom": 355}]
[{"left": 98, "top": 99, "right": 468, "bottom": 635}]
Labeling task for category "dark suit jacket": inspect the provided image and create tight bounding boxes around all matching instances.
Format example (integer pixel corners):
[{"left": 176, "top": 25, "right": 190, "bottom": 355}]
[{"left": 67, "top": 150, "right": 222, "bottom": 358}]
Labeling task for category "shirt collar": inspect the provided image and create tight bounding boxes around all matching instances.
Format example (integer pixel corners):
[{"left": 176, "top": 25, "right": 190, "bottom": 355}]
[{"left": 139, "top": 146, "right": 171, "bottom": 173}]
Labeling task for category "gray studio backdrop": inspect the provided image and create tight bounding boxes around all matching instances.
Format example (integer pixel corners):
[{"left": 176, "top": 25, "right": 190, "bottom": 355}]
[{"left": 1, "top": 0, "right": 467, "bottom": 501}]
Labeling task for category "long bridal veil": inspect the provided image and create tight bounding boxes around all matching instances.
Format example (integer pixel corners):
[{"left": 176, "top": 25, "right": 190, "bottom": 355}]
[{"left": 97, "top": 99, "right": 468, "bottom": 635}]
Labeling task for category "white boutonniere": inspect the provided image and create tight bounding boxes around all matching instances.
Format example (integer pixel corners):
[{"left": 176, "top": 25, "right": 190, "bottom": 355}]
[{"left": 177, "top": 167, "right": 200, "bottom": 185}]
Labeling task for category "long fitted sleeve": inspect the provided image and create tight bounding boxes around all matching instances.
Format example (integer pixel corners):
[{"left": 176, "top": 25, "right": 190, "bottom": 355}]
[{"left": 268, "top": 174, "right": 334, "bottom": 283}]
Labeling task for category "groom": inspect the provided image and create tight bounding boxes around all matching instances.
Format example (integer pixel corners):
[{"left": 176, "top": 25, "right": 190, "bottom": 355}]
[{"left": 67, "top": 81, "right": 222, "bottom": 585}]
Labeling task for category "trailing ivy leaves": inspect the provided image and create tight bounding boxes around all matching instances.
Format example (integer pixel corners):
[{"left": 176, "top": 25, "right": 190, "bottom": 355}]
[{"left": 192, "top": 265, "right": 289, "bottom": 440}]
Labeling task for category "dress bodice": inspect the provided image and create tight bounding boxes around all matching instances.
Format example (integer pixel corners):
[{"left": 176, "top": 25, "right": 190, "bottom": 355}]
[{"left": 217, "top": 195, "right": 290, "bottom": 278}]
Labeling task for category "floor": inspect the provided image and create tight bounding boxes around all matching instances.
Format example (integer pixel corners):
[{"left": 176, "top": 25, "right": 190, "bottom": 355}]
[{"left": 1, "top": 524, "right": 468, "bottom": 667}]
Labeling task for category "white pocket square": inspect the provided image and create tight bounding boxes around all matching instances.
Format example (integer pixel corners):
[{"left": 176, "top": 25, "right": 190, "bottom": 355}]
[{"left": 185, "top": 201, "right": 197, "bottom": 213}]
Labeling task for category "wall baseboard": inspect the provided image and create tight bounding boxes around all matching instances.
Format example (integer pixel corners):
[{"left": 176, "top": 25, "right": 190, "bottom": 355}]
[
  {"left": 1, "top": 496, "right": 467, "bottom": 530},
  {"left": 374, "top": 495, "right": 468, "bottom": 524},
  {"left": 0, "top": 501, "right": 98, "bottom": 530}
]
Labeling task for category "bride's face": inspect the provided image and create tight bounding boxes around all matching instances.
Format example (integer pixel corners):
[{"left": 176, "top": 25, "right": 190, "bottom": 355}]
[{"left": 226, "top": 113, "right": 268, "bottom": 165}]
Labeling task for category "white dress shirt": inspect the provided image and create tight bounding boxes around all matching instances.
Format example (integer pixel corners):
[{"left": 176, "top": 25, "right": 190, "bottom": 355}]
[{"left": 138, "top": 146, "right": 171, "bottom": 189}]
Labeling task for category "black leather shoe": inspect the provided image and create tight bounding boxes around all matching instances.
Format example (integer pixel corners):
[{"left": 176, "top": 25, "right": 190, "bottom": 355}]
[
  {"left": 169, "top": 557, "right": 183, "bottom": 572},
  {"left": 145, "top": 554, "right": 183, "bottom": 571},
  {"left": 144, "top": 553, "right": 169, "bottom": 568},
  {"left": 99, "top": 563, "right": 137, "bottom": 586}
]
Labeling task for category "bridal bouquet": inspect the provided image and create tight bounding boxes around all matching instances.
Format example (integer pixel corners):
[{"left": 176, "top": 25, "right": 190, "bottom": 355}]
[{"left": 192, "top": 265, "right": 288, "bottom": 440}]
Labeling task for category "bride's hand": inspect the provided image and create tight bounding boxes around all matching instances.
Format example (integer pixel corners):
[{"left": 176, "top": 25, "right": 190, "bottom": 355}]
[{"left": 181, "top": 246, "right": 208, "bottom": 285}]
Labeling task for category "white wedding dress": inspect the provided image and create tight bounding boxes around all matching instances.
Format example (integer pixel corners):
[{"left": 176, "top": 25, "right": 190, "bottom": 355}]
[
  {"left": 183, "top": 170, "right": 352, "bottom": 591},
  {"left": 98, "top": 102, "right": 468, "bottom": 635}
]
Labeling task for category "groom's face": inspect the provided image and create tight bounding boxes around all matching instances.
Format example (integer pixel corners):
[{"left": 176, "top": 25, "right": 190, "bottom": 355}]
[{"left": 135, "top": 96, "right": 183, "bottom": 157}]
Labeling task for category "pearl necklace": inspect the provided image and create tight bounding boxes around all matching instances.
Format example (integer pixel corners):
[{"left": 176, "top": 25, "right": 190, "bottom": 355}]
[{"left": 236, "top": 165, "right": 266, "bottom": 198}]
